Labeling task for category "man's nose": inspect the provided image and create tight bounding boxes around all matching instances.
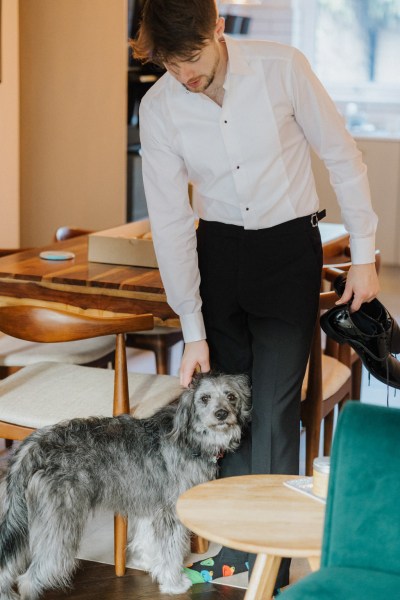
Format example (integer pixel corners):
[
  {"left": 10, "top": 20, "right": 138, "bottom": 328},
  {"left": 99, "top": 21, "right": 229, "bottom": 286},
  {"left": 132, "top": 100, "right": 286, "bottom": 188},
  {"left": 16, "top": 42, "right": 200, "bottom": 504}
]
[{"left": 180, "top": 64, "right": 195, "bottom": 81}]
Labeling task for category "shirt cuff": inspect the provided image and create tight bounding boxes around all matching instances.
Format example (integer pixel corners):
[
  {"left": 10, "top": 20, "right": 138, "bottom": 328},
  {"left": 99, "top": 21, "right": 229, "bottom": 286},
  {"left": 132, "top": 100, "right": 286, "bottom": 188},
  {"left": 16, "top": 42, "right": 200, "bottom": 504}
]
[
  {"left": 349, "top": 235, "right": 376, "bottom": 264},
  {"left": 179, "top": 312, "right": 207, "bottom": 343}
]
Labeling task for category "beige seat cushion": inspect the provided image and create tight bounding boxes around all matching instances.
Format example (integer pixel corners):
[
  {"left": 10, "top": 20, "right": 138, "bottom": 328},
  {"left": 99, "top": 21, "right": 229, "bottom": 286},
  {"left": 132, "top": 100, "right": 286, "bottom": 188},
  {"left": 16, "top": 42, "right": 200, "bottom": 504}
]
[
  {"left": 301, "top": 355, "right": 351, "bottom": 402},
  {"left": 0, "top": 362, "right": 183, "bottom": 429},
  {"left": 0, "top": 333, "right": 116, "bottom": 366}
]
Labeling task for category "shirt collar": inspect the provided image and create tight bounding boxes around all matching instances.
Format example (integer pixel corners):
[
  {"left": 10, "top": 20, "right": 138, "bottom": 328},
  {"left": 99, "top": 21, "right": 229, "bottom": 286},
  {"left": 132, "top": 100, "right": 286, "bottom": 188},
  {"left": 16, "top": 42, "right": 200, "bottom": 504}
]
[{"left": 224, "top": 35, "right": 253, "bottom": 77}]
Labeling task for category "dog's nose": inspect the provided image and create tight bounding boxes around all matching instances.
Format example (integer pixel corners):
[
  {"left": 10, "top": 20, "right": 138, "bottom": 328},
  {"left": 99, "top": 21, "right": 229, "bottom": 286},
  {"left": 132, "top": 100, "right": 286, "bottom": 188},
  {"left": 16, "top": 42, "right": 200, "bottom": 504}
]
[{"left": 215, "top": 409, "right": 229, "bottom": 421}]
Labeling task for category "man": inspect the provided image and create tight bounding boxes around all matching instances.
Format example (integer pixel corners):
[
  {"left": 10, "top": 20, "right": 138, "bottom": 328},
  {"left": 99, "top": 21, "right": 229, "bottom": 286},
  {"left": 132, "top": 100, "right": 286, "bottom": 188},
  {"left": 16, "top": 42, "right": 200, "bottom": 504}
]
[{"left": 131, "top": 0, "right": 379, "bottom": 591}]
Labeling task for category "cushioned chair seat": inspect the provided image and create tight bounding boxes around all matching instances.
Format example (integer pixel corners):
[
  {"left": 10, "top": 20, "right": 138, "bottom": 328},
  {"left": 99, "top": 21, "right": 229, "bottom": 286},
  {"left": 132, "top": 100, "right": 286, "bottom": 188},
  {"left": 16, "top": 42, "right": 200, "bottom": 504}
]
[
  {"left": 0, "top": 362, "right": 182, "bottom": 428},
  {"left": 301, "top": 355, "right": 351, "bottom": 401},
  {"left": 0, "top": 333, "right": 116, "bottom": 366},
  {"left": 282, "top": 566, "right": 400, "bottom": 599}
]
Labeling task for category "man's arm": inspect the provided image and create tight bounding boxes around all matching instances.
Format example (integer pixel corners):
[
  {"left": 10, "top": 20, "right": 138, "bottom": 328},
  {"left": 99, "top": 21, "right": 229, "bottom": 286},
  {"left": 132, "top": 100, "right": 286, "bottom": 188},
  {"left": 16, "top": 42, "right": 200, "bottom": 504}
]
[
  {"left": 289, "top": 48, "right": 380, "bottom": 308},
  {"left": 139, "top": 96, "right": 210, "bottom": 384}
]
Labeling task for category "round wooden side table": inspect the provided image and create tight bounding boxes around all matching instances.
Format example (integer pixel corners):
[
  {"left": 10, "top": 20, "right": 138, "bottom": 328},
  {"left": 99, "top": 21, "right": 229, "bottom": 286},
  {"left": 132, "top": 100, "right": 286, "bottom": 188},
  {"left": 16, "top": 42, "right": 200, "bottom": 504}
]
[{"left": 177, "top": 474, "right": 325, "bottom": 600}]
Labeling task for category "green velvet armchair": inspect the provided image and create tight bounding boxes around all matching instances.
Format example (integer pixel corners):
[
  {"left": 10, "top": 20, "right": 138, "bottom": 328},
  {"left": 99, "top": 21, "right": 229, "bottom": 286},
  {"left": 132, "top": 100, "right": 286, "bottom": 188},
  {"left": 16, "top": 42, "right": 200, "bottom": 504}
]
[{"left": 281, "top": 401, "right": 400, "bottom": 599}]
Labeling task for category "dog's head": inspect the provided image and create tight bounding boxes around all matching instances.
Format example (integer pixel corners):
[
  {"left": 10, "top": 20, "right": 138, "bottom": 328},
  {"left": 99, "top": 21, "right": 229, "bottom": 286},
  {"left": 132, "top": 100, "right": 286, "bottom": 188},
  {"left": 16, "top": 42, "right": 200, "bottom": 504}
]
[{"left": 169, "top": 372, "right": 251, "bottom": 455}]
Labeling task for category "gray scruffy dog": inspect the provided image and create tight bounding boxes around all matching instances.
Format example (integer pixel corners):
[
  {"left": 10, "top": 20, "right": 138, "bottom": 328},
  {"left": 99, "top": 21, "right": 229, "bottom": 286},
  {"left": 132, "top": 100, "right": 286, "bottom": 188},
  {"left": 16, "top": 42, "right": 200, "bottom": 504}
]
[{"left": 0, "top": 372, "right": 251, "bottom": 599}]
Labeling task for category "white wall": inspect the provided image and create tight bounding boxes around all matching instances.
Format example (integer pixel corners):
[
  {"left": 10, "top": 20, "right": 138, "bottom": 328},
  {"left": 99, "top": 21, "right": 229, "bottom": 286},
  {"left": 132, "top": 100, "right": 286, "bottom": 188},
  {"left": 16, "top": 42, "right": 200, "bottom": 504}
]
[
  {"left": 18, "top": 0, "right": 127, "bottom": 247},
  {"left": 0, "top": 0, "right": 20, "bottom": 247}
]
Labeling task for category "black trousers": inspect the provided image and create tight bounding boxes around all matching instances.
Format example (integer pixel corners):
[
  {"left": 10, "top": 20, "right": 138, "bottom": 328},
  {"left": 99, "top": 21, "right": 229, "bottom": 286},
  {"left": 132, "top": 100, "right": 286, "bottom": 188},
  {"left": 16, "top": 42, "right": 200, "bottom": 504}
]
[{"left": 196, "top": 215, "right": 323, "bottom": 587}]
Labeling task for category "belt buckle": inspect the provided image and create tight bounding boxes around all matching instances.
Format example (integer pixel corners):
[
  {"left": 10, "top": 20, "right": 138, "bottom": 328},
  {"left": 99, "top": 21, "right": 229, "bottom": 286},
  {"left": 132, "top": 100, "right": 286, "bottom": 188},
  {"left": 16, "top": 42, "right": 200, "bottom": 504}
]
[{"left": 310, "top": 213, "right": 319, "bottom": 228}]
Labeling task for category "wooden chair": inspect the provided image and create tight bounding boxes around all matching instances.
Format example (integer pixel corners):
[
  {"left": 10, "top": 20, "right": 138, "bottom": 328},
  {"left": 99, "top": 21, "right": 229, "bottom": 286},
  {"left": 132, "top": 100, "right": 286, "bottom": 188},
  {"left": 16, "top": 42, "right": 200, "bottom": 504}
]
[
  {"left": 125, "top": 328, "right": 183, "bottom": 375},
  {"left": 300, "top": 285, "right": 352, "bottom": 476},
  {"left": 54, "top": 226, "right": 184, "bottom": 375},
  {"left": 53, "top": 226, "right": 94, "bottom": 242},
  {"left": 0, "top": 304, "right": 183, "bottom": 576},
  {"left": 0, "top": 248, "right": 116, "bottom": 383},
  {"left": 301, "top": 248, "right": 383, "bottom": 475}
]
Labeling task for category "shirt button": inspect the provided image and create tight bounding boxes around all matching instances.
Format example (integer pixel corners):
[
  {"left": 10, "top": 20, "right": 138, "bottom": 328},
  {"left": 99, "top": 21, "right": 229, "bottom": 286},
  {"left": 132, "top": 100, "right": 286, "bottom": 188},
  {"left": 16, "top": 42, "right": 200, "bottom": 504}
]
[
  {"left": 246, "top": 207, "right": 249, "bottom": 211},
  {"left": 236, "top": 165, "right": 240, "bottom": 169},
  {"left": 224, "top": 120, "right": 228, "bottom": 124}
]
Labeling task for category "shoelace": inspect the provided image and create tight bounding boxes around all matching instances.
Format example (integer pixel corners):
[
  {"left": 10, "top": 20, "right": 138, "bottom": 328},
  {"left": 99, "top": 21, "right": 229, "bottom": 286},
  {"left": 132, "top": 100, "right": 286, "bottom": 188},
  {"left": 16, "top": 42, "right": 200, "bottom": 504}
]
[{"left": 367, "top": 345, "right": 398, "bottom": 407}]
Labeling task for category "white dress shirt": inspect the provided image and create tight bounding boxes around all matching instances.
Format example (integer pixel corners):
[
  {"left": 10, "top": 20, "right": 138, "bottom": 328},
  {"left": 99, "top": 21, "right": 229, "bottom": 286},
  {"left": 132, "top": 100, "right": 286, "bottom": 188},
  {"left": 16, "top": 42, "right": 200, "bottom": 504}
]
[{"left": 139, "top": 36, "right": 378, "bottom": 343}]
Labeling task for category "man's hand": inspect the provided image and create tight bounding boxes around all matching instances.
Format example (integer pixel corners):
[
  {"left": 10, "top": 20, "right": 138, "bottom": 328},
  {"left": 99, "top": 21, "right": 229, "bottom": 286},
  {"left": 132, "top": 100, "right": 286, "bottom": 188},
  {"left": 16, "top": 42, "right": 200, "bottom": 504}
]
[
  {"left": 179, "top": 340, "right": 210, "bottom": 387},
  {"left": 335, "top": 263, "right": 380, "bottom": 312}
]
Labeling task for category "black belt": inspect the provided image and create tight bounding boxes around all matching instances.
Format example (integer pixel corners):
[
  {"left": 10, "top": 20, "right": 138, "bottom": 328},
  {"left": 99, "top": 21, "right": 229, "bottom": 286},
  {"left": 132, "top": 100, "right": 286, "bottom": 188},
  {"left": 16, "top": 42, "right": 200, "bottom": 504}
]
[
  {"left": 198, "top": 209, "right": 327, "bottom": 237},
  {"left": 310, "top": 209, "right": 326, "bottom": 227}
]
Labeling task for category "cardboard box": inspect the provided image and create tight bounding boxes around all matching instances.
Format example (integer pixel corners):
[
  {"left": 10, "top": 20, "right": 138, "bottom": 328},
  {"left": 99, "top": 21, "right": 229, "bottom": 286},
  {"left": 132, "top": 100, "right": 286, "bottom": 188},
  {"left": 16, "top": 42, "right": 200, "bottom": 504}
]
[{"left": 88, "top": 220, "right": 158, "bottom": 268}]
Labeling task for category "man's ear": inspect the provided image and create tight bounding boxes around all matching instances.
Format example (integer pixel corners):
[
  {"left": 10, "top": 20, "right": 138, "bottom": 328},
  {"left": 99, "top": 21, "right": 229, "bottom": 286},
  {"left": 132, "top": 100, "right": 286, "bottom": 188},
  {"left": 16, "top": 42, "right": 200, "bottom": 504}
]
[{"left": 215, "top": 16, "right": 225, "bottom": 38}]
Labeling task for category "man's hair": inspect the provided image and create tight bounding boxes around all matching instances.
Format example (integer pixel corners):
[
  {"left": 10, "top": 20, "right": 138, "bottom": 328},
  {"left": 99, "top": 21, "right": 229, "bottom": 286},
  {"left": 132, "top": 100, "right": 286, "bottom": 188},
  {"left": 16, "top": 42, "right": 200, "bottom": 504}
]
[{"left": 130, "top": 0, "right": 218, "bottom": 67}]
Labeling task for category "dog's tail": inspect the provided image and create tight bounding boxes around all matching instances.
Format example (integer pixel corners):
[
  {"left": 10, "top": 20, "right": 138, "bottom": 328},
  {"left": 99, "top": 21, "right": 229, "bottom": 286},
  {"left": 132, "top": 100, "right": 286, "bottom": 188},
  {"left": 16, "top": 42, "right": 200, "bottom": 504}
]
[{"left": 0, "top": 435, "right": 41, "bottom": 567}]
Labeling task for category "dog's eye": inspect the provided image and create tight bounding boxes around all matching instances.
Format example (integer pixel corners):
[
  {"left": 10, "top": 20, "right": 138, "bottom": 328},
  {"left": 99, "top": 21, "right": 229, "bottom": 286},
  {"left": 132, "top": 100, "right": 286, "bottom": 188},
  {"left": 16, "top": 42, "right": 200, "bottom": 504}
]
[
  {"left": 226, "top": 393, "right": 236, "bottom": 403},
  {"left": 200, "top": 394, "right": 211, "bottom": 405}
]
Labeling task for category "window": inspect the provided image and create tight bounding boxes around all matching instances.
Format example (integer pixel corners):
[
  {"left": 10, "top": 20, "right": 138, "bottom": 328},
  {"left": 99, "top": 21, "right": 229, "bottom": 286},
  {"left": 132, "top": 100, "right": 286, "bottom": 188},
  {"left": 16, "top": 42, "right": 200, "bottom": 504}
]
[
  {"left": 217, "top": 1, "right": 400, "bottom": 132},
  {"left": 314, "top": 0, "right": 400, "bottom": 86},
  {"left": 294, "top": 0, "right": 400, "bottom": 134}
]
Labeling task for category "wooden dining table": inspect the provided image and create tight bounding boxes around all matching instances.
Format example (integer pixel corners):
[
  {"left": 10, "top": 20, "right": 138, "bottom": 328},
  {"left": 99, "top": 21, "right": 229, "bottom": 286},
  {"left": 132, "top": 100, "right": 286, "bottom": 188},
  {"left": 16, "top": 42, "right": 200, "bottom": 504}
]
[{"left": 0, "top": 223, "right": 349, "bottom": 319}]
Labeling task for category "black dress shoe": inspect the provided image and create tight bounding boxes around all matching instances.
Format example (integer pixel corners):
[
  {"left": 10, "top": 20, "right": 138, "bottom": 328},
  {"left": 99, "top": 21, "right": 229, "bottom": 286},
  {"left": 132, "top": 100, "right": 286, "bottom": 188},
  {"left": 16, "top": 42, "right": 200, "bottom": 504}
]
[
  {"left": 320, "top": 276, "right": 400, "bottom": 390},
  {"left": 333, "top": 273, "right": 400, "bottom": 354}
]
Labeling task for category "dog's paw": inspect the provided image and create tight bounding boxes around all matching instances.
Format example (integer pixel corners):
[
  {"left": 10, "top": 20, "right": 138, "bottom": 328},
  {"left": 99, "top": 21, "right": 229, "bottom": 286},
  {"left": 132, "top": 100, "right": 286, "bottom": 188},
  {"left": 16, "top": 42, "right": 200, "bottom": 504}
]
[{"left": 159, "top": 573, "right": 192, "bottom": 595}]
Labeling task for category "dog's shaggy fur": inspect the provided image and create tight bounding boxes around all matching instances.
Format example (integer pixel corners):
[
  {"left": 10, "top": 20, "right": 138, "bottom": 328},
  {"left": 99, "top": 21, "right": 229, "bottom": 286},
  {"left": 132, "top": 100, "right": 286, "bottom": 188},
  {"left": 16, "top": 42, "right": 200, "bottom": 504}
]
[{"left": 0, "top": 372, "right": 251, "bottom": 599}]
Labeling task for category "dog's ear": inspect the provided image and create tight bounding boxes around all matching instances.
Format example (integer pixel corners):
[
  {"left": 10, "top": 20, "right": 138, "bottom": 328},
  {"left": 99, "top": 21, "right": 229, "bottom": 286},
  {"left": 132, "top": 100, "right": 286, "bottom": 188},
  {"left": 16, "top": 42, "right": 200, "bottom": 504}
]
[
  {"left": 231, "top": 374, "right": 252, "bottom": 425},
  {"left": 169, "top": 387, "right": 194, "bottom": 444},
  {"left": 188, "top": 370, "right": 208, "bottom": 390},
  {"left": 189, "top": 369, "right": 223, "bottom": 389},
  {"left": 232, "top": 373, "right": 251, "bottom": 394}
]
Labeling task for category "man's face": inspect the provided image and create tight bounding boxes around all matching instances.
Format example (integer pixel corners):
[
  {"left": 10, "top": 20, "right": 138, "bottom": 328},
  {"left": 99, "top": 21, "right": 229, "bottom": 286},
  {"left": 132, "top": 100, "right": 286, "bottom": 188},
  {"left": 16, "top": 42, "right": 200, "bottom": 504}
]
[{"left": 164, "top": 39, "right": 221, "bottom": 93}]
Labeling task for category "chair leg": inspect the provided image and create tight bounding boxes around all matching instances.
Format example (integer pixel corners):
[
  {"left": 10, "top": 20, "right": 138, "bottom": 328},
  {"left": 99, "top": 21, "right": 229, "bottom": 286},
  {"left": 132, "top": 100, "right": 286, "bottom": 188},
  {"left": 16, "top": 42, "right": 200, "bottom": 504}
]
[
  {"left": 323, "top": 411, "right": 334, "bottom": 456},
  {"left": 305, "top": 419, "right": 322, "bottom": 476},
  {"left": 113, "top": 333, "right": 129, "bottom": 576},
  {"left": 351, "top": 359, "right": 362, "bottom": 400},
  {"left": 154, "top": 345, "right": 169, "bottom": 375},
  {"left": 114, "top": 514, "right": 127, "bottom": 576},
  {"left": 1, "top": 368, "right": 21, "bottom": 448},
  {"left": 154, "top": 337, "right": 183, "bottom": 375},
  {"left": 339, "top": 395, "right": 350, "bottom": 411}
]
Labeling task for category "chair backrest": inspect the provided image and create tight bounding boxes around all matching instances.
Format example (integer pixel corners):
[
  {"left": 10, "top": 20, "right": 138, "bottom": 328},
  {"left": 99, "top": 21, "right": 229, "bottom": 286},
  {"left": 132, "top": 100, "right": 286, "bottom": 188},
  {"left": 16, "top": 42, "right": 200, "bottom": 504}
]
[
  {"left": 0, "top": 305, "right": 154, "bottom": 417},
  {"left": 54, "top": 226, "right": 94, "bottom": 242},
  {"left": 322, "top": 401, "right": 400, "bottom": 575},
  {"left": 0, "top": 305, "right": 153, "bottom": 343}
]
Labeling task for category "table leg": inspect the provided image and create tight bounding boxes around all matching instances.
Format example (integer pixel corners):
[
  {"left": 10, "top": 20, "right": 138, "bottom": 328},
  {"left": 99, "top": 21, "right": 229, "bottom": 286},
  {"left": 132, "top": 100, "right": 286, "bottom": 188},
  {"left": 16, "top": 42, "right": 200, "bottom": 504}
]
[
  {"left": 190, "top": 534, "right": 209, "bottom": 554},
  {"left": 244, "top": 554, "right": 281, "bottom": 600},
  {"left": 307, "top": 556, "right": 320, "bottom": 572},
  {"left": 114, "top": 514, "right": 127, "bottom": 576}
]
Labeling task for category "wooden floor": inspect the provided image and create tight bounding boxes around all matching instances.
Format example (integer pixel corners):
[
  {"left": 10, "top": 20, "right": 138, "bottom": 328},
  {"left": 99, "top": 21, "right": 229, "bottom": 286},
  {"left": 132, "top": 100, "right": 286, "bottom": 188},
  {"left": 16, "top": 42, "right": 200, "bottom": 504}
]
[{"left": 42, "top": 560, "right": 246, "bottom": 600}]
